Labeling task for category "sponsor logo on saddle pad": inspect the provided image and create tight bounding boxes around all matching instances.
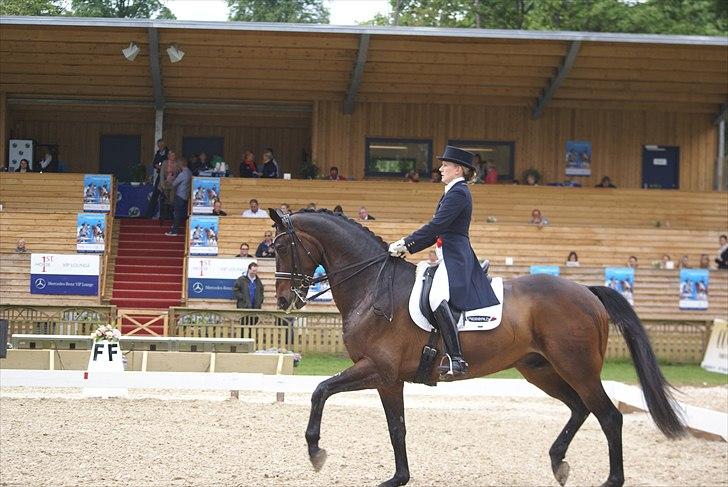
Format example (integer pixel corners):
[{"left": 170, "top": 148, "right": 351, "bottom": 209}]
[{"left": 408, "top": 261, "right": 504, "bottom": 332}]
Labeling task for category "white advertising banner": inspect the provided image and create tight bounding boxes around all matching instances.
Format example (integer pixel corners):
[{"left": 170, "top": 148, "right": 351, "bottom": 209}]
[
  {"left": 186, "top": 257, "right": 256, "bottom": 299},
  {"left": 30, "top": 253, "right": 100, "bottom": 296}
]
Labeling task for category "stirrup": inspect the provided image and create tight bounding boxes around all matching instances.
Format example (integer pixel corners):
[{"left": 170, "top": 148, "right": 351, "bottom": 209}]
[{"left": 437, "top": 354, "right": 468, "bottom": 377}]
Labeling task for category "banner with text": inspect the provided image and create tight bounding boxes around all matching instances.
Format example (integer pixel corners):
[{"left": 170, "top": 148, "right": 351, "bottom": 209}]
[
  {"left": 679, "top": 268, "right": 709, "bottom": 310},
  {"left": 604, "top": 267, "right": 634, "bottom": 306},
  {"left": 76, "top": 213, "right": 106, "bottom": 253},
  {"left": 83, "top": 174, "right": 112, "bottom": 212},
  {"left": 189, "top": 215, "right": 219, "bottom": 256},
  {"left": 191, "top": 177, "right": 221, "bottom": 215},
  {"left": 30, "top": 253, "right": 100, "bottom": 296},
  {"left": 187, "top": 257, "right": 255, "bottom": 299}
]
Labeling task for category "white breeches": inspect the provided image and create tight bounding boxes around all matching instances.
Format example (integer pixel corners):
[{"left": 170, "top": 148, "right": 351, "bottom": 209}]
[{"left": 429, "top": 261, "right": 450, "bottom": 312}]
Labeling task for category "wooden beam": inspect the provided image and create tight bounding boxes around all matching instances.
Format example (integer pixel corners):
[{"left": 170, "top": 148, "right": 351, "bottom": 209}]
[
  {"left": 343, "top": 34, "right": 370, "bottom": 115},
  {"left": 148, "top": 27, "right": 164, "bottom": 111},
  {"left": 0, "top": 91, "right": 6, "bottom": 169},
  {"left": 714, "top": 101, "right": 728, "bottom": 125},
  {"left": 532, "top": 40, "right": 581, "bottom": 119}
]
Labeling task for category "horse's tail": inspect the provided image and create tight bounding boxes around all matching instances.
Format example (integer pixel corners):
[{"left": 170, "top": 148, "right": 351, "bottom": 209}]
[{"left": 588, "top": 285, "right": 687, "bottom": 439}]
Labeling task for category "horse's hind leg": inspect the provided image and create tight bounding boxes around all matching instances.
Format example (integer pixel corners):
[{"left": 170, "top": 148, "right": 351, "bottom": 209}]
[
  {"left": 517, "top": 361, "right": 589, "bottom": 486},
  {"left": 305, "top": 357, "right": 382, "bottom": 471},
  {"left": 377, "top": 381, "right": 410, "bottom": 487}
]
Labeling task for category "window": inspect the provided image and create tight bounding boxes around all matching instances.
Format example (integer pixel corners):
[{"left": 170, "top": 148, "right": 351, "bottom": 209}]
[
  {"left": 365, "top": 138, "right": 432, "bottom": 178},
  {"left": 448, "top": 140, "right": 515, "bottom": 182}
]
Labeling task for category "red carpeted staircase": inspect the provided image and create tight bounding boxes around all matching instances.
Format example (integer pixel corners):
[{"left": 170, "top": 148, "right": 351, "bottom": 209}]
[{"left": 110, "top": 219, "right": 185, "bottom": 334}]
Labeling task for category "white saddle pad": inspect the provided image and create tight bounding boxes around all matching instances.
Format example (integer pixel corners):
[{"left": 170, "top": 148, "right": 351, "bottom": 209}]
[{"left": 408, "top": 261, "right": 504, "bottom": 332}]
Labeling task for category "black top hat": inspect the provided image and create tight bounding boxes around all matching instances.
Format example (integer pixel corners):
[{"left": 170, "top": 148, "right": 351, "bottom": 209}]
[{"left": 436, "top": 145, "right": 476, "bottom": 170}]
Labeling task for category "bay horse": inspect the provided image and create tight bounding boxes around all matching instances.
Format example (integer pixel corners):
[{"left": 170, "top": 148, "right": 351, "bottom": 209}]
[{"left": 268, "top": 209, "right": 685, "bottom": 487}]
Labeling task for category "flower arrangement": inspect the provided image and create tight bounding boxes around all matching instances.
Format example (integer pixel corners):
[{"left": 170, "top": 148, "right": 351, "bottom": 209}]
[{"left": 91, "top": 324, "right": 122, "bottom": 342}]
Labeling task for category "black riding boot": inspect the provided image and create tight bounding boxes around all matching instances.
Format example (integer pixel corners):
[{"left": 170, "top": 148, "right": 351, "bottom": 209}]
[{"left": 433, "top": 300, "right": 468, "bottom": 377}]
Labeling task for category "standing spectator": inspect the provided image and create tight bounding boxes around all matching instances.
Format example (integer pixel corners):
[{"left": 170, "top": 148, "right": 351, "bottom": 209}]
[
  {"left": 628, "top": 255, "right": 638, "bottom": 269},
  {"left": 153, "top": 139, "right": 168, "bottom": 167},
  {"left": 15, "top": 159, "right": 32, "bottom": 173},
  {"left": 145, "top": 142, "right": 169, "bottom": 218},
  {"left": 529, "top": 208, "right": 548, "bottom": 228},
  {"left": 595, "top": 176, "right": 617, "bottom": 188},
  {"left": 239, "top": 150, "right": 260, "bottom": 178},
  {"left": 211, "top": 199, "right": 227, "bottom": 216},
  {"left": 256, "top": 230, "right": 276, "bottom": 258},
  {"left": 165, "top": 157, "right": 191, "bottom": 236},
  {"left": 358, "top": 207, "right": 375, "bottom": 221},
  {"left": 242, "top": 198, "right": 268, "bottom": 218},
  {"left": 236, "top": 243, "right": 251, "bottom": 258},
  {"left": 157, "top": 151, "right": 178, "bottom": 221},
  {"left": 678, "top": 255, "right": 691, "bottom": 269},
  {"left": 716, "top": 234, "right": 728, "bottom": 269},
  {"left": 566, "top": 251, "right": 580, "bottom": 267},
  {"left": 699, "top": 254, "right": 711, "bottom": 269},
  {"left": 328, "top": 166, "right": 345, "bottom": 180},
  {"left": 233, "top": 262, "right": 264, "bottom": 309},
  {"left": 280, "top": 203, "right": 291, "bottom": 214},
  {"left": 261, "top": 148, "right": 279, "bottom": 178},
  {"left": 430, "top": 169, "right": 442, "bottom": 183}
]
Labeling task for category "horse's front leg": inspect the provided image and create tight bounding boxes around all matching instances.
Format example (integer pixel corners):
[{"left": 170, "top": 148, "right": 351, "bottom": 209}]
[
  {"left": 305, "top": 357, "right": 382, "bottom": 471},
  {"left": 377, "top": 381, "right": 410, "bottom": 487}
]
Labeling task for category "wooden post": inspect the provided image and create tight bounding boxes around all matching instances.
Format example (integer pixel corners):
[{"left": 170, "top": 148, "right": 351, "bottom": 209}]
[{"left": 0, "top": 91, "right": 7, "bottom": 168}]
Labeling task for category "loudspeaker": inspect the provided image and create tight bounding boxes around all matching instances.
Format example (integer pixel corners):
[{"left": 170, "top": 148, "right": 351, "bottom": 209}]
[{"left": 0, "top": 319, "right": 8, "bottom": 359}]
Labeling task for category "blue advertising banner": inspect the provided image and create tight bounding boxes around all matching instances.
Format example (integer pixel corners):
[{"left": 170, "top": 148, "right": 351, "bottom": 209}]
[
  {"left": 30, "top": 253, "right": 100, "bottom": 296},
  {"left": 565, "top": 140, "right": 592, "bottom": 177},
  {"left": 679, "top": 269, "right": 709, "bottom": 310},
  {"left": 530, "top": 265, "right": 560, "bottom": 276},
  {"left": 605, "top": 267, "right": 634, "bottom": 305},
  {"left": 115, "top": 183, "right": 153, "bottom": 218},
  {"left": 189, "top": 215, "right": 219, "bottom": 256},
  {"left": 83, "top": 174, "right": 112, "bottom": 212},
  {"left": 191, "top": 177, "right": 221, "bottom": 215},
  {"left": 76, "top": 213, "right": 106, "bottom": 253},
  {"left": 306, "top": 265, "right": 332, "bottom": 302},
  {"left": 186, "top": 257, "right": 255, "bottom": 299}
]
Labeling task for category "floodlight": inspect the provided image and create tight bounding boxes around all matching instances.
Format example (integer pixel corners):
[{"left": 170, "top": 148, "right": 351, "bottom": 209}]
[
  {"left": 167, "top": 45, "right": 185, "bottom": 63},
  {"left": 122, "top": 42, "right": 140, "bottom": 62}
]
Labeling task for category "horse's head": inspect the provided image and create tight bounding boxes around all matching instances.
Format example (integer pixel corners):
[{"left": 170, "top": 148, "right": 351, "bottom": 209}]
[{"left": 269, "top": 208, "right": 324, "bottom": 312}]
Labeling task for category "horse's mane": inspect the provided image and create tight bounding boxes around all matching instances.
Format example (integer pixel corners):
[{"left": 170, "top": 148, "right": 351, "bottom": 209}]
[{"left": 293, "top": 208, "right": 388, "bottom": 250}]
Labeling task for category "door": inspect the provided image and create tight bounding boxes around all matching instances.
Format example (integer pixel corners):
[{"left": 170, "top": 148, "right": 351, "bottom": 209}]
[
  {"left": 642, "top": 145, "right": 679, "bottom": 189},
  {"left": 100, "top": 135, "right": 142, "bottom": 181}
]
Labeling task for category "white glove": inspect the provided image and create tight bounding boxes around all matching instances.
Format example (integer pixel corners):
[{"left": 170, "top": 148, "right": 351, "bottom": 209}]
[{"left": 388, "top": 238, "right": 407, "bottom": 257}]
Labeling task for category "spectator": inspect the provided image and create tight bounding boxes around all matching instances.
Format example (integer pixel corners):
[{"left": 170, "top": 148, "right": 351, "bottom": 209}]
[
  {"left": 236, "top": 243, "right": 251, "bottom": 258},
  {"left": 188, "top": 153, "right": 201, "bottom": 175},
  {"left": 308, "top": 202, "right": 317, "bottom": 210},
  {"left": 328, "top": 166, "right": 346, "bottom": 181},
  {"left": 198, "top": 152, "right": 211, "bottom": 173},
  {"left": 529, "top": 208, "right": 548, "bottom": 228},
  {"left": 699, "top": 254, "right": 711, "bottom": 269},
  {"left": 427, "top": 250, "right": 438, "bottom": 266},
  {"left": 239, "top": 151, "right": 260, "bottom": 178},
  {"left": 678, "top": 255, "right": 691, "bottom": 269},
  {"left": 153, "top": 139, "right": 168, "bottom": 167},
  {"left": 628, "top": 255, "right": 638, "bottom": 269},
  {"left": 261, "top": 148, "right": 279, "bottom": 178},
  {"left": 511, "top": 179, "right": 520, "bottom": 185},
  {"left": 660, "top": 254, "right": 674, "bottom": 270},
  {"left": 484, "top": 163, "right": 498, "bottom": 184},
  {"left": 404, "top": 170, "right": 420, "bottom": 183},
  {"left": 242, "top": 198, "right": 268, "bottom": 218},
  {"left": 15, "top": 238, "right": 29, "bottom": 253},
  {"left": 595, "top": 176, "right": 617, "bottom": 188},
  {"left": 158, "top": 151, "right": 178, "bottom": 221},
  {"left": 256, "top": 230, "right": 276, "bottom": 258},
  {"left": 566, "top": 251, "right": 580, "bottom": 267},
  {"left": 233, "top": 262, "right": 264, "bottom": 309},
  {"left": 716, "top": 234, "right": 728, "bottom": 269},
  {"left": 524, "top": 173, "right": 538, "bottom": 186},
  {"left": 211, "top": 199, "right": 227, "bottom": 216},
  {"left": 37, "top": 150, "right": 58, "bottom": 173},
  {"left": 280, "top": 203, "right": 291, "bottom": 214},
  {"left": 473, "top": 154, "right": 485, "bottom": 183},
  {"left": 333, "top": 205, "right": 344, "bottom": 214},
  {"left": 430, "top": 169, "right": 442, "bottom": 183},
  {"left": 165, "top": 157, "right": 191, "bottom": 236},
  {"left": 129, "top": 159, "right": 147, "bottom": 182},
  {"left": 145, "top": 142, "right": 169, "bottom": 218},
  {"left": 16, "top": 159, "right": 32, "bottom": 173},
  {"left": 358, "top": 207, "right": 375, "bottom": 221}
]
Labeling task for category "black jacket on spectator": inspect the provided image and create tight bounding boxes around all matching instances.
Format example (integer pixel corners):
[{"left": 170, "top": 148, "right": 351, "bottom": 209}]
[
  {"left": 716, "top": 247, "right": 728, "bottom": 269},
  {"left": 239, "top": 161, "right": 258, "bottom": 178},
  {"left": 261, "top": 160, "right": 278, "bottom": 178}
]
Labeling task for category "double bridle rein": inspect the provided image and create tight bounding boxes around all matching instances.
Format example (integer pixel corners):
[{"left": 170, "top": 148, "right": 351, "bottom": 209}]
[{"left": 273, "top": 213, "right": 390, "bottom": 309}]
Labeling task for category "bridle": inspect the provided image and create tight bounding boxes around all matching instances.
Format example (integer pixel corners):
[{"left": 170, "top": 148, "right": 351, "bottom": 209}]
[{"left": 273, "top": 213, "right": 389, "bottom": 309}]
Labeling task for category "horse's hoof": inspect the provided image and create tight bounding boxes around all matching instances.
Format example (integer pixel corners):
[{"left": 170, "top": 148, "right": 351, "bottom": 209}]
[
  {"left": 309, "top": 448, "right": 328, "bottom": 472},
  {"left": 554, "top": 461, "right": 570, "bottom": 486},
  {"left": 378, "top": 474, "right": 410, "bottom": 487}
]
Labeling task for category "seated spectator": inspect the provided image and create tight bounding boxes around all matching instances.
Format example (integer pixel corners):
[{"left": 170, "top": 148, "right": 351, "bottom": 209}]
[
  {"left": 16, "top": 159, "right": 32, "bottom": 173},
  {"left": 236, "top": 243, "right": 251, "bottom": 258},
  {"left": 565, "top": 251, "right": 580, "bottom": 267},
  {"left": 280, "top": 203, "right": 291, "bottom": 214},
  {"left": 256, "top": 230, "right": 276, "bottom": 258},
  {"left": 716, "top": 234, "right": 728, "bottom": 269},
  {"left": 333, "top": 205, "right": 344, "bottom": 214},
  {"left": 628, "top": 255, "right": 638, "bottom": 269},
  {"left": 524, "top": 172, "right": 539, "bottom": 186},
  {"left": 595, "top": 176, "right": 617, "bottom": 188},
  {"left": 484, "top": 164, "right": 498, "bottom": 184},
  {"left": 239, "top": 151, "right": 260, "bottom": 178},
  {"left": 308, "top": 202, "right": 317, "bottom": 210},
  {"left": 678, "top": 255, "right": 691, "bottom": 269},
  {"left": 129, "top": 159, "right": 147, "bottom": 182},
  {"left": 261, "top": 148, "right": 279, "bottom": 178},
  {"left": 529, "top": 208, "right": 548, "bottom": 228},
  {"left": 15, "top": 238, "right": 29, "bottom": 253},
  {"left": 404, "top": 170, "right": 420, "bottom": 183},
  {"left": 211, "top": 199, "right": 227, "bottom": 216},
  {"left": 430, "top": 169, "right": 442, "bottom": 183},
  {"left": 659, "top": 254, "right": 674, "bottom": 270},
  {"left": 233, "top": 262, "right": 264, "bottom": 309},
  {"left": 328, "top": 166, "right": 346, "bottom": 181},
  {"left": 198, "top": 152, "right": 211, "bottom": 173},
  {"left": 700, "top": 254, "right": 711, "bottom": 269},
  {"left": 358, "top": 207, "right": 375, "bottom": 221},
  {"left": 242, "top": 198, "right": 268, "bottom": 218}
]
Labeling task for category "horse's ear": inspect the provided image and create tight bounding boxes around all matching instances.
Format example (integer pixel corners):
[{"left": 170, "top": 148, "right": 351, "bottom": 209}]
[{"left": 268, "top": 208, "right": 284, "bottom": 227}]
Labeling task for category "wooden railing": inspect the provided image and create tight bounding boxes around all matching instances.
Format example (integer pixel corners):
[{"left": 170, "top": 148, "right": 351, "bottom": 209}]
[{"left": 0, "top": 305, "right": 116, "bottom": 336}]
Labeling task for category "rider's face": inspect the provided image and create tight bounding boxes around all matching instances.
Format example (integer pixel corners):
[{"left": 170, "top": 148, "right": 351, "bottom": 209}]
[{"left": 439, "top": 161, "right": 462, "bottom": 184}]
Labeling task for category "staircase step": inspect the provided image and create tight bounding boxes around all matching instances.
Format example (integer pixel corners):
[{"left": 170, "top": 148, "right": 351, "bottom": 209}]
[
  {"left": 118, "top": 237, "right": 186, "bottom": 246},
  {"left": 113, "top": 288, "right": 181, "bottom": 299},
  {"left": 115, "top": 248, "right": 184, "bottom": 258},
  {"left": 113, "top": 272, "right": 183, "bottom": 282},
  {"left": 115, "top": 256, "right": 184, "bottom": 266},
  {"left": 113, "top": 280, "right": 181, "bottom": 292},
  {"left": 113, "top": 264, "right": 183, "bottom": 275}
]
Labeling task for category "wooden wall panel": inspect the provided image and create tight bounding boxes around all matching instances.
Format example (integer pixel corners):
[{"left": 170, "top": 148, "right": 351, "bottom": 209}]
[{"left": 312, "top": 100, "right": 717, "bottom": 190}]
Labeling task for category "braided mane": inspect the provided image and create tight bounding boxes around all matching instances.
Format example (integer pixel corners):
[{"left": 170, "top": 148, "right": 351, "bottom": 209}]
[{"left": 294, "top": 208, "right": 388, "bottom": 249}]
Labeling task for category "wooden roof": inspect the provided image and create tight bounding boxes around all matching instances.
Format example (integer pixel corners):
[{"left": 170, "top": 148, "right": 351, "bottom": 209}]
[{"left": 1, "top": 17, "right": 726, "bottom": 116}]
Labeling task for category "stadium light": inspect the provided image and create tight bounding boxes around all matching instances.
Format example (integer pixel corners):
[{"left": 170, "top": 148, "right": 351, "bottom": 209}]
[
  {"left": 122, "top": 42, "right": 140, "bottom": 62},
  {"left": 167, "top": 45, "right": 185, "bottom": 63}
]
